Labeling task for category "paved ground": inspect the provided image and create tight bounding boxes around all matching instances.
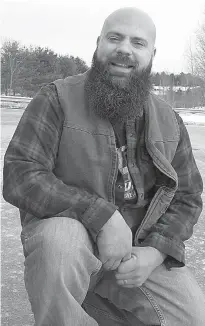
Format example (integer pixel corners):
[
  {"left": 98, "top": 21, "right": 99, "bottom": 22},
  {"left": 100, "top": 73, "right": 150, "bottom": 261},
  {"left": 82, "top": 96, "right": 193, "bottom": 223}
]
[{"left": 1, "top": 108, "right": 205, "bottom": 326}]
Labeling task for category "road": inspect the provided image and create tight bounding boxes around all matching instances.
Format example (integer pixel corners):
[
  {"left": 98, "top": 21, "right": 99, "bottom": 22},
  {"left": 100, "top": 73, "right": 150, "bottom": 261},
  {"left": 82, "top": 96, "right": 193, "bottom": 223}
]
[
  {"left": 185, "top": 125, "right": 205, "bottom": 149},
  {"left": 1, "top": 108, "right": 205, "bottom": 326}
]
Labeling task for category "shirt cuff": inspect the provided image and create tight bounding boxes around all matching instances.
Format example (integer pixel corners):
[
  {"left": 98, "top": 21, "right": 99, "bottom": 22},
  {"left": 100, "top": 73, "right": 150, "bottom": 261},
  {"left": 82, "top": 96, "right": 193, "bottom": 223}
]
[{"left": 82, "top": 198, "right": 118, "bottom": 242}]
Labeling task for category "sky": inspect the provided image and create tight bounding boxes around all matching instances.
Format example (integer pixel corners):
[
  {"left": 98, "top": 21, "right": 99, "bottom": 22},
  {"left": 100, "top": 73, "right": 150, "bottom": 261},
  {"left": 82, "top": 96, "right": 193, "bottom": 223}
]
[{"left": 1, "top": 0, "right": 205, "bottom": 73}]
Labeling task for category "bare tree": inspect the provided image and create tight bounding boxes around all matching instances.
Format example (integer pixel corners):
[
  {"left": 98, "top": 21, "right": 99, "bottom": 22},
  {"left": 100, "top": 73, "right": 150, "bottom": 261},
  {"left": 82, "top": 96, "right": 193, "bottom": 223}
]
[
  {"left": 1, "top": 40, "right": 26, "bottom": 95},
  {"left": 186, "top": 37, "right": 196, "bottom": 76},
  {"left": 195, "top": 21, "right": 205, "bottom": 80},
  {"left": 185, "top": 12, "right": 205, "bottom": 107}
]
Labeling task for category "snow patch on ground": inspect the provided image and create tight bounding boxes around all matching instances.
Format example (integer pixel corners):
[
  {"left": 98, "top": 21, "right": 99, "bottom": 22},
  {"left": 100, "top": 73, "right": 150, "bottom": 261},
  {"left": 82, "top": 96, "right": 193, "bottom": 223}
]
[{"left": 177, "top": 111, "right": 205, "bottom": 126}]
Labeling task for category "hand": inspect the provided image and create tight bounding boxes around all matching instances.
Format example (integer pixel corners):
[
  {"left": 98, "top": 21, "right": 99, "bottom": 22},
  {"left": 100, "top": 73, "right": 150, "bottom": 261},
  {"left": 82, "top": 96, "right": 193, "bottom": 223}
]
[
  {"left": 115, "top": 246, "right": 167, "bottom": 288},
  {"left": 96, "top": 210, "right": 132, "bottom": 271}
]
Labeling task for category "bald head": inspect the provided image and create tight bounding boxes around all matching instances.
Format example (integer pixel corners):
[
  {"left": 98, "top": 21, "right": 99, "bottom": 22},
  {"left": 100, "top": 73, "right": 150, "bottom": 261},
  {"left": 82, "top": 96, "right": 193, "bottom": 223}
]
[
  {"left": 100, "top": 7, "right": 156, "bottom": 44},
  {"left": 94, "top": 6, "right": 156, "bottom": 86}
]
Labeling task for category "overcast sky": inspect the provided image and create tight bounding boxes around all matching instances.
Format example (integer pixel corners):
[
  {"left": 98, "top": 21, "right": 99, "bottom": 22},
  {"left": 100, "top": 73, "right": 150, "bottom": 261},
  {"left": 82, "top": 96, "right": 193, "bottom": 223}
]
[{"left": 1, "top": 0, "right": 205, "bottom": 73}]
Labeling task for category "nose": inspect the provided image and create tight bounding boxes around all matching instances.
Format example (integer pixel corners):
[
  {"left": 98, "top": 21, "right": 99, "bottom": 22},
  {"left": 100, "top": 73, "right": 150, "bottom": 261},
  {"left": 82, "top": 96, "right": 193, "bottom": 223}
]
[{"left": 116, "top": 38, "right": 132, "bottom": 56}]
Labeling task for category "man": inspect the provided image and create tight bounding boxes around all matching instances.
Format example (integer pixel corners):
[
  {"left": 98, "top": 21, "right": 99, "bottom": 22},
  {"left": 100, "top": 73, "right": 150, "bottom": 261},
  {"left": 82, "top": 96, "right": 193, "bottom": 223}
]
[{"left": 3, "top": 7, "right": 205, "bottom": 326}]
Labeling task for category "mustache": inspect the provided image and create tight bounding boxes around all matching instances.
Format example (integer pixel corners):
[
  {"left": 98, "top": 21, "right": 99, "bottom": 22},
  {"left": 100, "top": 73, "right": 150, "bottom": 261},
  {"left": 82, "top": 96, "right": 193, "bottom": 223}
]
[
  {"left": 93, "top": 52, "right": 138, "bottom": 71},
  {"left": 108, "top": 53, "right": 138, "bottom": 67}
]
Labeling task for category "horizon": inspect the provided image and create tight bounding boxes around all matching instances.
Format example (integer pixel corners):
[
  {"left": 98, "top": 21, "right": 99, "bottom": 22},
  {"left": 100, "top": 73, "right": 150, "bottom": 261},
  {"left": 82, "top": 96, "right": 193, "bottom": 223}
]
[{"left": 1, "top": 0, "right": 205, "bottom": 74}]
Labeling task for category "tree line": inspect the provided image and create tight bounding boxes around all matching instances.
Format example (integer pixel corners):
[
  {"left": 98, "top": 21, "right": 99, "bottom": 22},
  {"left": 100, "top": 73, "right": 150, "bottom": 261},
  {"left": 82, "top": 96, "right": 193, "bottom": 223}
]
[
  {"left": 151, "top": 72, "right": 203, "bottom": 88},
  {"left": 1, "top": 40, "right": 88, "bottom": 97},
  {"left": 1, "top": 32, "right": 205, "bottom": 108}
]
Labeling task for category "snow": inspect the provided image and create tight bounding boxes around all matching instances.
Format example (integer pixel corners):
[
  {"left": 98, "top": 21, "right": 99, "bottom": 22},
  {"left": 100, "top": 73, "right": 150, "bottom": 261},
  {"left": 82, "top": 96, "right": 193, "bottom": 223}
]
[
  {"left": 179, "top": 114, "right": 205, "bottom": 125},
  {"left": 176, "top": 109, "right": 205, "bottom": 126},
  {"left": 153, "top": 86, "right": 200, "bottom": 91}
]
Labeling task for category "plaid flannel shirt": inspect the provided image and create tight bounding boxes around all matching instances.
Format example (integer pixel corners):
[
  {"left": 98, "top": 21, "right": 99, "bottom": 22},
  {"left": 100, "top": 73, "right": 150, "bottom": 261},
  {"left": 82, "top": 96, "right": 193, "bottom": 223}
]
[{"left": 3, "top": 84, "right": 203, "bottom": 268}]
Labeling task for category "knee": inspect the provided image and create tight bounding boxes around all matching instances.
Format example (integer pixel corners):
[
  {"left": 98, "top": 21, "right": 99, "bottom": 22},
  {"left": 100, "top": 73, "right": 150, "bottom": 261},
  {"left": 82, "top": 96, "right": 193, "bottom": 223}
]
[
  {"left": 23, "top": 217, "right": 102, "bottom": 286},
  {"left": 23, "top": 217, "right": 95, "bottom": 262},
  {"left": 40, "top": 217, "right": 94, "bottom": 255}
]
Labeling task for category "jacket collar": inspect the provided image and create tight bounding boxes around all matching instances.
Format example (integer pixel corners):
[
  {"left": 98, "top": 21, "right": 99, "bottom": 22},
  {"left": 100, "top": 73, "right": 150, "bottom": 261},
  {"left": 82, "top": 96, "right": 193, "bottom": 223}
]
[
  {"left": 126, "top": 93, "right": 180, "bottom": 185},
  {"left": 144, "top": 94, "right": 180, "bottom": 185}
]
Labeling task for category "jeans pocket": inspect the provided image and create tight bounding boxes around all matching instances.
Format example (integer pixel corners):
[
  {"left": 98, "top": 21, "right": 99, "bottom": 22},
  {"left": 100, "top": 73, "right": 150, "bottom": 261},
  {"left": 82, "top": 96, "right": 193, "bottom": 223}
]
[
  {"left": 93, "top": 274, "right": 165, "bottom": 326},
  {"left": 82, "top": 292, "right": 128, "bottom": 326}
]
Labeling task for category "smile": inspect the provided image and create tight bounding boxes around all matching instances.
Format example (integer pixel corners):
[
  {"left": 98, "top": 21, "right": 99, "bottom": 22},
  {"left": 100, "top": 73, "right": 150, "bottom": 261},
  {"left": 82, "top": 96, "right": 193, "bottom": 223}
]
[{"left": 110, "top": 62, "right": 133, "bottom": 69}]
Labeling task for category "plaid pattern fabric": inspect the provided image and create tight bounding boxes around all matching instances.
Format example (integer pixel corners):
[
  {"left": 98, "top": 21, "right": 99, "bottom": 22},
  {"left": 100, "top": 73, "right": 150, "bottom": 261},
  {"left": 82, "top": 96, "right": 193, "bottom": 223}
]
[
  {"left": 3, "top": 84, "right": 117, "bottom": 235},
  {"left": 138, "top": 113, "right": 203, "bottom": 267},
  {"left": 3, "top": 84, "right": 203, "bottom": 267},
  {"left": 147, "top": 113, "right": 203, "bottom": 242}
]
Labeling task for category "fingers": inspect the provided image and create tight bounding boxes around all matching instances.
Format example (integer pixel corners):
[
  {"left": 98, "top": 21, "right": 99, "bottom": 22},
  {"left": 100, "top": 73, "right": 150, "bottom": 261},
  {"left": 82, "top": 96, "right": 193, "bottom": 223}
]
[
  {"left": 117, "top": 255, "right": 137, "bottom": 274},
  {"left": 109, "top": 260, "right": 122, "bottom": 271},
  {"left": 115, "top": 270, "right": 137, "bottom": 280},
  {"left": 120, "top": 281, "right": 143, "bottom": 288},
  {"left": 98, "top": 250, "right": 134, "bottom": 271},
  {"left": 122, "top": 252, "right": 132, "bottom": 262},
  {"left": 102, "top": 258, "right": 122, "bottom": 271},
  {"left": 116, "top": 277, "right": 144, "bottom": 288},
  {"left": 102, "top": 258, "right": 114, "bottom": 271}
]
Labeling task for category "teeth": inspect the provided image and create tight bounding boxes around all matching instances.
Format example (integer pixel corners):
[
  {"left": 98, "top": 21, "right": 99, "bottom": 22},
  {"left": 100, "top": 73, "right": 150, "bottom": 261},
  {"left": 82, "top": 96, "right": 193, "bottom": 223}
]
[
  {"left": 113, "top": 63, "right": 129, "bottom": 68},
  {"left": 117, "top": 64, "right": 127, "bottom": 67},
  {"left": 112, "top": 63, "right": 131, "bottom": 68}
]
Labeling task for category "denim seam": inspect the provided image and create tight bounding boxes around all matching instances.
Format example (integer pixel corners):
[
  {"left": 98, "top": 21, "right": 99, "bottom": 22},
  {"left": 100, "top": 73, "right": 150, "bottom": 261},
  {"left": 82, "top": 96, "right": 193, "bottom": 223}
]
[
  {"left": 139, "top": 286, "right": 167, "bottom": 326},
  {"left": 83, "top": 302, "right": 127, "bottom": 323}
]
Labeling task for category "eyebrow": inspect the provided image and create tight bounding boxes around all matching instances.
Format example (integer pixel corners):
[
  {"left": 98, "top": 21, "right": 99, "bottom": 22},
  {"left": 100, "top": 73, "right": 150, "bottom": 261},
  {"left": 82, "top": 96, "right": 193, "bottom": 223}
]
[{"left": 106, "top": 31, "right": 148, "bottom": 44}]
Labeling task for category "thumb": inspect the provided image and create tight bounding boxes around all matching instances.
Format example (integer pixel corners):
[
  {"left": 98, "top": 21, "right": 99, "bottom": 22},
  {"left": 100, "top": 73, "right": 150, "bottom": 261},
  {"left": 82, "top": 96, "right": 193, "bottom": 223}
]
[
  {"left": 117, "top": 255, "right": 137, "bottom": 274},
  {"left": 122, "top": 252, "right": 132, "bottom": 262}
]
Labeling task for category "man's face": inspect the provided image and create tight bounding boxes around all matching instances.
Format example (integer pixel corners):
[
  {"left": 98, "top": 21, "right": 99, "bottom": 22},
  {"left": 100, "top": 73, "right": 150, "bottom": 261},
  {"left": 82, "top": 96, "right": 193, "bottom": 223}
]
[
  {"left": 85, "top": 9, "right": 156, "bottom": 123},
  {"left": 96, "top": 20, "right": 155, "bottom": 86}
]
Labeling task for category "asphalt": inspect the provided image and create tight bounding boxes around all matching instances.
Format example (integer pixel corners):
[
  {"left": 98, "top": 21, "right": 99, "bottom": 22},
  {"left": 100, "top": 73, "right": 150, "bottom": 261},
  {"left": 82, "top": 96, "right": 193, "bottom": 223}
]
[{"left": 1, "top": 108, "right": 205, "bottom": 326}]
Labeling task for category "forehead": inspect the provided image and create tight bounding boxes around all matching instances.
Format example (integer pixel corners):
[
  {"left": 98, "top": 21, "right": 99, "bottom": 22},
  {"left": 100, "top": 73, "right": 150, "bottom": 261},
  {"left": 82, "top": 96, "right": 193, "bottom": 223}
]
[
  {"left": 105, "top": 23, "right": 150, "bottom": 40},
  {"left": 102, "top": 13, "right": 155, "bottom": 43}
]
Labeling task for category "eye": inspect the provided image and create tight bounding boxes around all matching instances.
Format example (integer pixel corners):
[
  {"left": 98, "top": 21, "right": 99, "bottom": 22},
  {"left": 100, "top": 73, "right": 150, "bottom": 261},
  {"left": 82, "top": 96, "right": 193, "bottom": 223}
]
[
  {"left": 108, "top": 36, "right": 120, "bottom": 42},
  {"left": 132, "top": 40, "right": 145, "bottom": 47}
]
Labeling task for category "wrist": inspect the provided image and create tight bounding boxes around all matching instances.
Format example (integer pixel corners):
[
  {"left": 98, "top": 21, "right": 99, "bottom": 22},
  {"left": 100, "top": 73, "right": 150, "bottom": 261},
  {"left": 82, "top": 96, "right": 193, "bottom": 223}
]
[{"left": 147, "top": 246, "right": 167, "bottom": 264}]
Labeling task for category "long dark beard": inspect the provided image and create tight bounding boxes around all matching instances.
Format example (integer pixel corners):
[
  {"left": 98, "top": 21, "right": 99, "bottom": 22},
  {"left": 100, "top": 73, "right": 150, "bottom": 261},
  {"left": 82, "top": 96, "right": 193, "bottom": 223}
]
[{"left": 85, "top": 51, "right": 153, "bottom": 124}]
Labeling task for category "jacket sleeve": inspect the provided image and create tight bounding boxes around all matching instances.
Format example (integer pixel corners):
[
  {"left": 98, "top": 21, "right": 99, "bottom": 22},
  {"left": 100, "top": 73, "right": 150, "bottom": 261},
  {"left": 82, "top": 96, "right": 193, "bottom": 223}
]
[
  {"left": 140, "top": 113, "right": 203, "bottom": 269},
  {"left": 2, "top": 84, "right": 117, "bottom": 242}
]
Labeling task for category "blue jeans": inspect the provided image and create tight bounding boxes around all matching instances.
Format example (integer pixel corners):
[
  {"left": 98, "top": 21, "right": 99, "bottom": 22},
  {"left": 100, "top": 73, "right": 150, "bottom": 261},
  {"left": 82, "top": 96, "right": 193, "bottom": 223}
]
[{"left": 20, "top": 216, "right": 205, "bottom": 326}]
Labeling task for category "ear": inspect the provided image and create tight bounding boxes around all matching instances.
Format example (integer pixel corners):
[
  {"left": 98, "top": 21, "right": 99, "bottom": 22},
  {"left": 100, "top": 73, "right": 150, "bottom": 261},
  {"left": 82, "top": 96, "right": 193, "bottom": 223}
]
[
  {"left": 97, "top": 36, "right": 100, "bottom": 46},
  {"left": 153, "top": 47, "right": 156, "bottom": 57}
]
